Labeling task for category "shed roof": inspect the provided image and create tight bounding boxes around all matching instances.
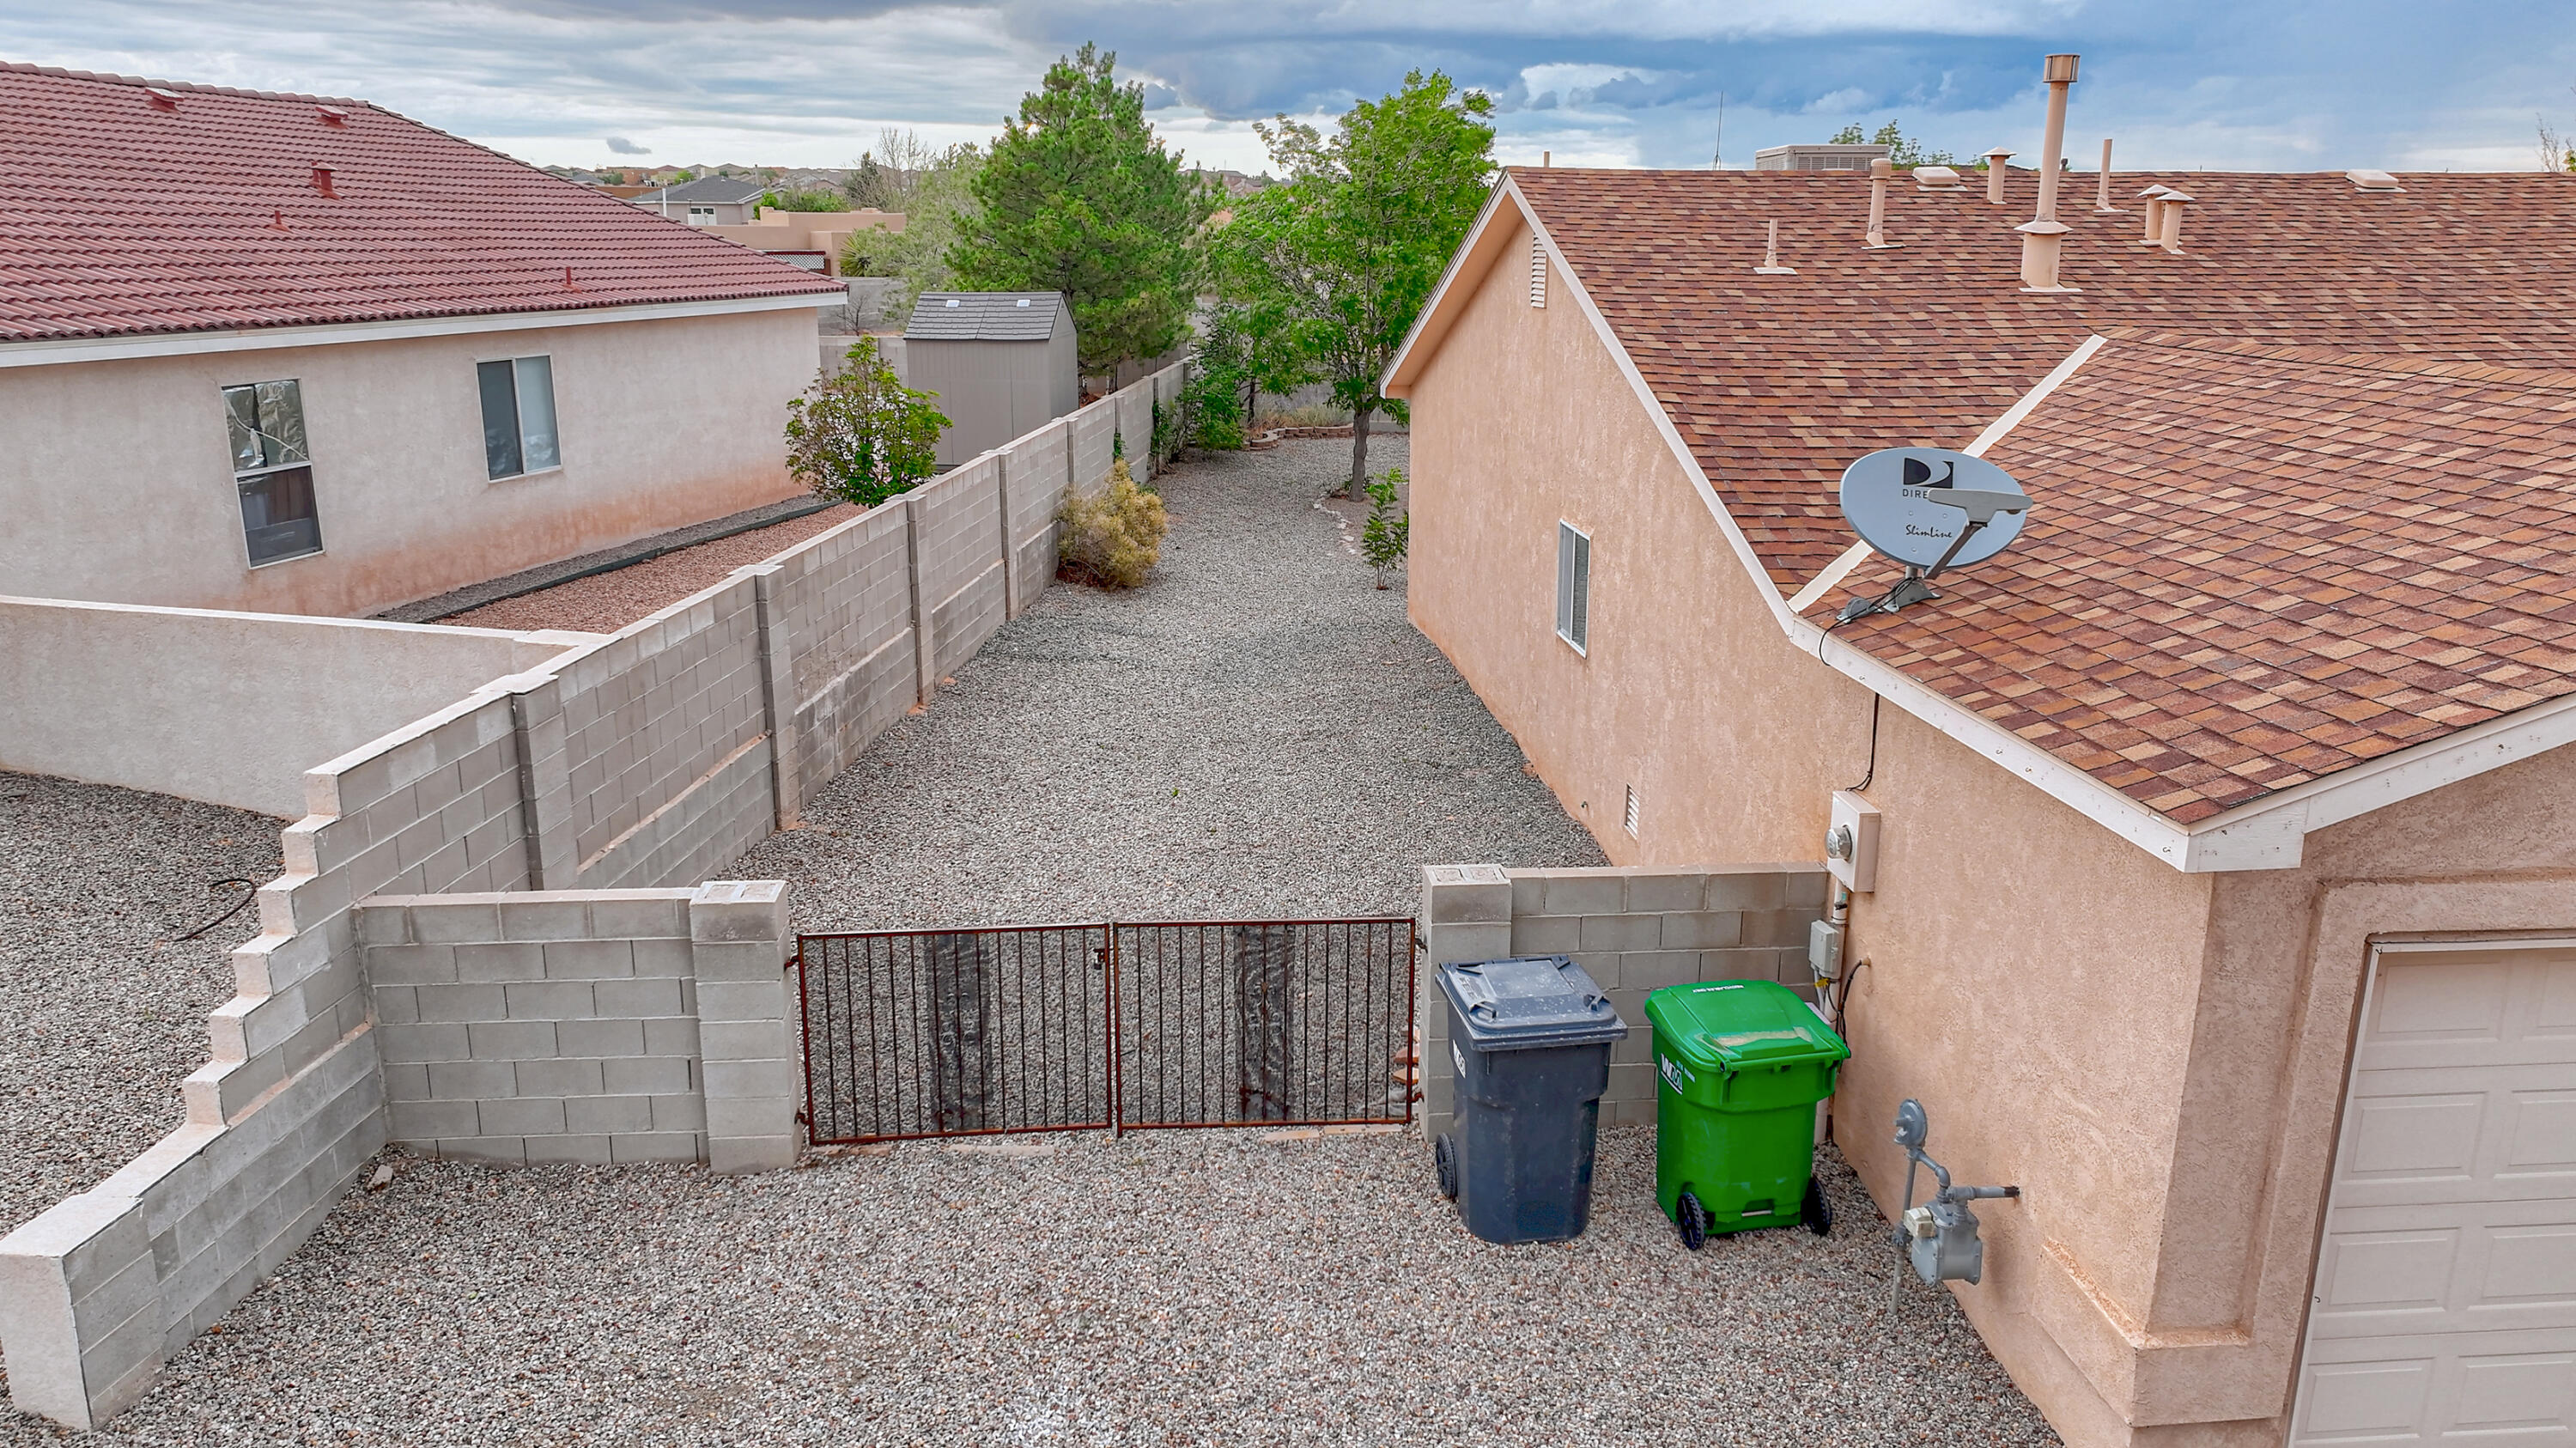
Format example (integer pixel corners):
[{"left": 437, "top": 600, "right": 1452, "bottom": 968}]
[
  {"left": 0, "top": 63, "right": 843, "bottom": 344},
  {"left": 905, "top": 292, "right": 1069, "bottom": 342}
]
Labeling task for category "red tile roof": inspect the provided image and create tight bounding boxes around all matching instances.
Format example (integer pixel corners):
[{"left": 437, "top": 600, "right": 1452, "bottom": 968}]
[
  {"left": 1508, "top": 167, "right": 2576, "bottom": 823},
  {"left": 0, "top": 64, "right": 843, "bottom": 344}
]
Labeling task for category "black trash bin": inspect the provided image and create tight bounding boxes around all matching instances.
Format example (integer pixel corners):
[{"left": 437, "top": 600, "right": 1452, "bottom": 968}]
[{"left": 1431, "top": 955, "right": 1630, "bottom": 1244}]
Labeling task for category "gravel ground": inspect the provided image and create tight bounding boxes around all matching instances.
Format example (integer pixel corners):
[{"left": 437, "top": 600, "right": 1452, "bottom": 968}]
[
  {"left": 738, "top": 436, "right": 1606, "bottom": 930},
  {"left": 0, "top": 773, "right": 283, "bottom": 1232},
  {"left": 440, "top": 503, "right": 860, "bottom": 635},
  {"left": 4, "top": 1130, "right": 2058, "bottom": 1447},
  {"left": 0, "top": 442, "right": 2056, "bottom": 1444}
]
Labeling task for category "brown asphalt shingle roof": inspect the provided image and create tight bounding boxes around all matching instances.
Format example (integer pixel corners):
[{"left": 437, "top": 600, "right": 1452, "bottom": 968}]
[{"left": 1513, "top": 167, "right": 2576, "bottom": 823}]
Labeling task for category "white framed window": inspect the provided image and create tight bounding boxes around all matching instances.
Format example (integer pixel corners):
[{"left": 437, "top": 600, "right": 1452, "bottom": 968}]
[
  {"left": 222, "top": 379, "right": 322, "bottom": 566},
  {"left": 686, "top": 205, "right": 716, "bottom": 224},
  {"left": 1555, "top": 520, "right": 1590, "bottom": 654},
  {"left": 478, "top": 356, "right": 561, "bottom": 480}
]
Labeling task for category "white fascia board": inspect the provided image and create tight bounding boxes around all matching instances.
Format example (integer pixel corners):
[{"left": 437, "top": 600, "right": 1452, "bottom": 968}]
[{"left": 0, "top": 290, "right": 841, "bottom": 370}]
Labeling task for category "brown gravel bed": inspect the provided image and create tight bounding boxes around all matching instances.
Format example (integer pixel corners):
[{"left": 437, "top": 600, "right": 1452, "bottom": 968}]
[{"left": 440, "top": 502, "right": 859, "bottom": 634}]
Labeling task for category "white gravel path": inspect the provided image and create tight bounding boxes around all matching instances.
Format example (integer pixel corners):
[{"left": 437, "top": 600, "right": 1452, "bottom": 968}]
[
  {"left": 738, "top": 436, "right": 1606, "bottom": 931},
  {"left": 0, "top": 773, "right": 283, "bottom": 1233},
  {"left": 0, "top": 443, "right": 2058, "bottom": 1445}
]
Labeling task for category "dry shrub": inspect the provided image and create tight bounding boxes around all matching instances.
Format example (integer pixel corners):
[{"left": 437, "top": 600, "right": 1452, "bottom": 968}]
[{"left": 1058, "top": 460, "right": 1169, "bottom": 588}]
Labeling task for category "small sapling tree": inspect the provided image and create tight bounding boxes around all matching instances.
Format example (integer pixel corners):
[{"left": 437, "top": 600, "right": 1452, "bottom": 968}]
[
  {"left": 784, "top": 337, "right": 949, "bottom": 508},
  {"left": 1360, "top": 466, "right": 1409, "bottom": 588}
]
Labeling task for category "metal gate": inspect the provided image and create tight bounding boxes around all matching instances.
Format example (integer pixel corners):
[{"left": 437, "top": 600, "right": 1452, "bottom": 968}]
[{"left": 796, "top": 916, "right": 1416, "bottom": 1145}]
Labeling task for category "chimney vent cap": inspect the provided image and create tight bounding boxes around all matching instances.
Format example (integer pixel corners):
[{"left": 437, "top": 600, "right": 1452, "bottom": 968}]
[
  {"left": 1912, "top": 166, "right": 1966, "bottom": 190},
  {"left": 2135, "top": 184, "right": 2176, "bottom": 198},
  {"left": 2044, "top": 53, "right": 2080, "bottom": 83},
  {"left": 2014, "top": 217, "right": 2074, "bottom": 236},
  {"left": 2156, "top": 188, "right": 2194, "bottom": 204},
  {"left": 1983, "top": 145, "right": 2015, "bottom": 160},
  {"left": 2346, "top": 168, "right": 2403, "bottom": 192}
]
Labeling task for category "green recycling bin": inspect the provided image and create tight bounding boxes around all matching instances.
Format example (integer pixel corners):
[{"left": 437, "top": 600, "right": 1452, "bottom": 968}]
[{"left": 1645, "top": 978, "right": 1850, "bottom": 1250}]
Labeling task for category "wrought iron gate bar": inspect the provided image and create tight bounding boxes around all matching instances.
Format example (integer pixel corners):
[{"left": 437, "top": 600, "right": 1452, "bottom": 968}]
[{"left": 795, "top": 916, "right": 1416, "bottom": 1145}]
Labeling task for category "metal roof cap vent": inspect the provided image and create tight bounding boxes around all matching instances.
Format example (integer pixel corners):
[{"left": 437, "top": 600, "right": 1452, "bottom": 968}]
[
  {"left": 318, "top": 106, "right": 349, "bottom": 128},
  {"left": 2134, "top": 184, "right": 2176, "bottom": 244},
  {"left": 2348, "top": 168, "right": 2403, "bottom": 192},
  {"left": 310, "top": 164, "right": 337, "bottom": 198},
  {"left": 2154, "top": 188, "right": 2192, "bottom": 253},
  {"left": 1982, "top": 147, "right": 2014, "bottom": 204},
  {"left": 1913, "top": 165, "right": 1965, "bottom": 192},
  {"left": 145, "top": 87, "right": 179, "bottom": 112}
]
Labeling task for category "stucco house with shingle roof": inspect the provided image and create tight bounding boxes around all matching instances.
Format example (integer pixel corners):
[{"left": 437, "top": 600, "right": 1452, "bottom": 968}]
[
  {"left": 0, "top": 64, "right": 846, "bottom": 618},
  {"left": 1386, "top": 141, "right": 2576, "bottom": 1447}
]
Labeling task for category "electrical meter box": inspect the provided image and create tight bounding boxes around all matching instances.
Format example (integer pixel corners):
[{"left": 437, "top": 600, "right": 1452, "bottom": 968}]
[{"left": 1824, "top": 789, "right": 1880, "bottom": 892}]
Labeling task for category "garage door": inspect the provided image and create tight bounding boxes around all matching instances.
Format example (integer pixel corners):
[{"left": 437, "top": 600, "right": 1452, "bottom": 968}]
[{"left": 2293, "top": 942, "right": 2576, "bottom": 1445}]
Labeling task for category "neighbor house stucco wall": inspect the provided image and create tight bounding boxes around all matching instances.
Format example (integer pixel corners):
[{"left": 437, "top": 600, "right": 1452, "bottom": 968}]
[
  {"left": 1400, "top": 209, "right": 2576, "bottom": 1447},
  {"left": 0, "top": 307, "right": 820, "bottom": 618}
]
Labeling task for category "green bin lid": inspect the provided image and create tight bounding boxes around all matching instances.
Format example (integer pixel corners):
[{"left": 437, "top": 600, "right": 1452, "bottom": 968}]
[{"left": 1643, "top": 979, "right": 1848, "bottom": 1074}]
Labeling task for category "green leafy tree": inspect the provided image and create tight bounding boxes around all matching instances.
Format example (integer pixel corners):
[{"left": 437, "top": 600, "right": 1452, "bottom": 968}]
[
  {"left": 762, "top": 187, "right": 848, "bottom": 212},
  {"left": 950, "top": 44, "right": 1215, "bottom": 378},
  {"left": 838, "top": 131, "right": 985, "bottom": 324},
  {"left": 1213, "top": 70, "right": 1496, "bottom": 493},
  {"left": 1360, "top": 467, "right": 1410, "bottom": 588},
  {"left": 1829, "top": 120, "right": 1954, "bottom": 167},
  {"left": 785, "top": 338, "right": 950, "bottom": 508}
]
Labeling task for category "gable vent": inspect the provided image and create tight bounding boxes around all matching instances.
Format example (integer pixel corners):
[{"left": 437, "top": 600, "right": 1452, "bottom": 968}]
[
  {"left": 1623, "top": 783, "right": 1640, "bottom": 837},
  {"left": 1528, "top": 234, "right": 1546, "bottom": 309}
]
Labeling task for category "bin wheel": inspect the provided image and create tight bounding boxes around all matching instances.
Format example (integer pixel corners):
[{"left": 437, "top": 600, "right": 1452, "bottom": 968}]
[
  {"left": 1676, "top": 1189, "right": 1710, "bottom": 1251},
  {"left": 1801, "top": 1177, "right": 1833, "bottom": 1237},
  {"left": 1433, "top": 1134, "right": 1459, "bottom": 1201}
]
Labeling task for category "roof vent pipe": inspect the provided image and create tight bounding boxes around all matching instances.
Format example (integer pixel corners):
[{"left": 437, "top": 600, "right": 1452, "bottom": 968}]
[
  {"left": 1983, "top": 147, "right": 2013, "bottom": 204},
  {"left": 2094, "top": 139, "right": 2123, "bottom": 212},
  {"left": 2156, "top": 189, "right": 2190, "bottom": 253},
  {"left": 1866, "top": 156, "right": 1902, "bottom": 248},
  {"left": 2018, "top": 54, "right": 2081, "bottom": 292},
  {"left": 310, "top": 165, "right": 337, "bottom": 198},
  {"left": 1755, "top": 218, "right": 1796, "bottom": 275}
]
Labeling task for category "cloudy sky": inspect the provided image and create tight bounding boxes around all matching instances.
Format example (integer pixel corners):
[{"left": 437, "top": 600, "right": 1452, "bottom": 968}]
[{"left": 3, "top": 1, "right": 2570, "bottom": 176}]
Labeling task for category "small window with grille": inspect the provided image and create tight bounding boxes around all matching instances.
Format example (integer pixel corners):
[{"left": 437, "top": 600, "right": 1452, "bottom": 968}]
[
  {"left": 1529, "top": 234, "right": 1546, "bottom": 308},
  {"left": 1556, "top": 520, "right": 1590, "bottom": 655},
  {"left": 222, "top": 380, "right": 321, "bottom": 567}
]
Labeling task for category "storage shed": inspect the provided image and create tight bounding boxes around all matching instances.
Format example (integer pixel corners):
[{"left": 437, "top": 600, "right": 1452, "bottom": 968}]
[{"left": 904, "top": 292, "right": 1078, "bottom": 465}]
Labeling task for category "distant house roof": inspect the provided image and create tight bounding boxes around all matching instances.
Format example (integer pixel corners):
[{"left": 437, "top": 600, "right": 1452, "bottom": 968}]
[
  {"left": 0, "top": 64, "right": 842, "bottom": 344},
  {"left": 631, "top": 176, "right": 769, "bottom": 207},
  {"left": 904, "top": 292, "right": 1070, "bottom": 342}
]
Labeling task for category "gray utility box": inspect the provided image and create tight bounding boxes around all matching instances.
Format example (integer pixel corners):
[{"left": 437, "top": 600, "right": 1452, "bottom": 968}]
[{"left": 1432, "top": 956, "right": 1630, "bottom": 1244}]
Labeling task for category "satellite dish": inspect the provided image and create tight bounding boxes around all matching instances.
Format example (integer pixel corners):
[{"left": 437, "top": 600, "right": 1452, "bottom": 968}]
[{"left": 1832, "top": 447, "right": 2033, "bottom": 621}]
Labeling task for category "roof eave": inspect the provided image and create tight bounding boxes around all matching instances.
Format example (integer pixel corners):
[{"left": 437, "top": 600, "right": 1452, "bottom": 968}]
[{"left": 1382, "top": 174, "right": 1521, "bottom": 400}]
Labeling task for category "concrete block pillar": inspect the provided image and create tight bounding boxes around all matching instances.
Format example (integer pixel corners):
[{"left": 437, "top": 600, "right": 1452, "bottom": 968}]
[
  {"left": 742, "top": 563, "right": 801, "bottom": 829},
  {"left": 690, "top": 880, "right": 799, "bottom": 1173},
  {"left": 900, "top": 493, "right": 937, "bottom": 705},
  {"left": 996, "top": 450, "right": 1022, "bottom": 620},
  {"left": 1417, "top": 863, "right": 1513, "bottom": 1146},
  {"left": 0, "top": 1190, "right": 163, "bottom": 1429},
  {"left": 500, "top": 671, "right": 578, "bottom": 889}
]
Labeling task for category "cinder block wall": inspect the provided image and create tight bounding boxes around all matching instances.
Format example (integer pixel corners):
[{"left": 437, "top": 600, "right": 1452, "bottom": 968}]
[
  {"left": 1418, "top": 862, "right": 1831, "bottom": 1144},
  {"left": 1115, "top": 379, "right": 1155, "bottom": 480},
  {"left": 0, "top": 361, "right": 1188, "bottom": 1433},
  {"left": 361, "top": 881, "right": 796, "bottom": 1173}
]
